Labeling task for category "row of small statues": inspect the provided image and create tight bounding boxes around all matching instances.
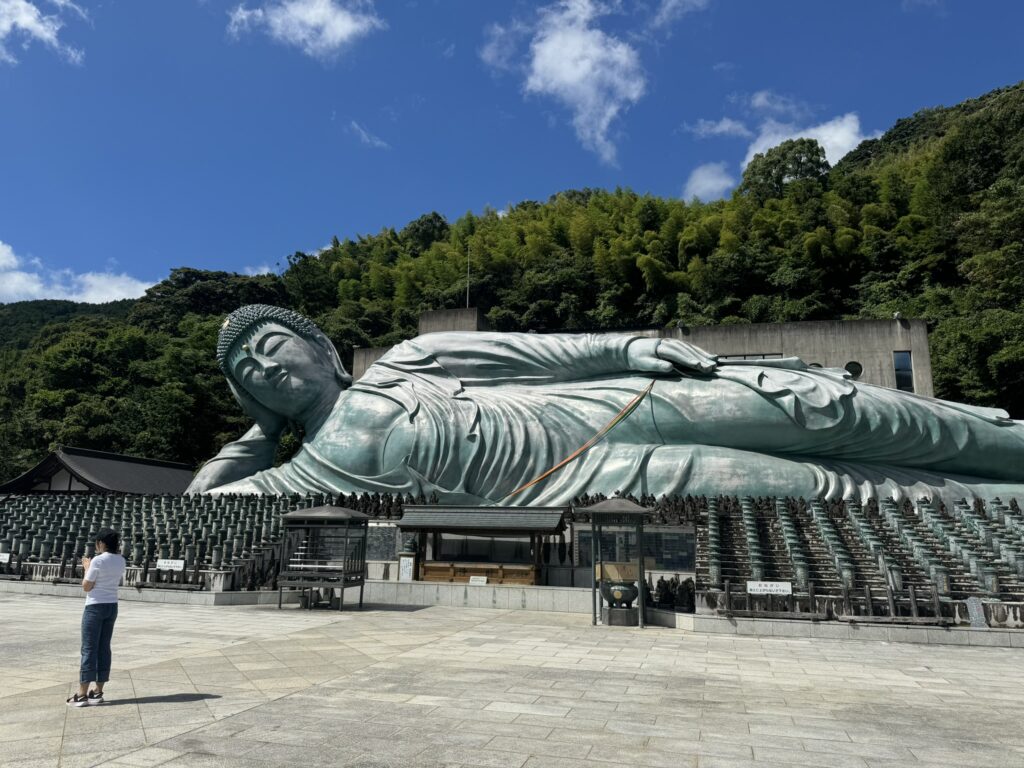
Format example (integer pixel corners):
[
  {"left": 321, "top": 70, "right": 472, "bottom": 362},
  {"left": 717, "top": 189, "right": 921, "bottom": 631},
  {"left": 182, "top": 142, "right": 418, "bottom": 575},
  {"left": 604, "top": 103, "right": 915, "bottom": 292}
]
[
  {"left": 649, "top": 574, "right": 696, "bottom": 612},
  {"left": 569, "top": 492, "right": 704, "bottom": 524},
  {"left": 742, "top": 495, "right": 1020, "bottom": 519}
]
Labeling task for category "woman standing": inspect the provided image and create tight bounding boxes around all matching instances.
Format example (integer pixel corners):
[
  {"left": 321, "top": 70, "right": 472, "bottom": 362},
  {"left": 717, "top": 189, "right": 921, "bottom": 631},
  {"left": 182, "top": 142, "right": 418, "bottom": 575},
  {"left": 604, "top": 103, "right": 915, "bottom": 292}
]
[{"left": 67, "top": 528, "right": 126, "bottom": 707}]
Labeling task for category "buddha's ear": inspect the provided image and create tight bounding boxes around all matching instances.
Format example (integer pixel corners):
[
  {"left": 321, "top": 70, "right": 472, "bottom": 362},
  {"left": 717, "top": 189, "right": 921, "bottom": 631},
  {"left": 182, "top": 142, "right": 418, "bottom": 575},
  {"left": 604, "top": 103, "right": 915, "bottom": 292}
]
[{"left": 313, "top": 333, "right": 352, "bottom": 387}]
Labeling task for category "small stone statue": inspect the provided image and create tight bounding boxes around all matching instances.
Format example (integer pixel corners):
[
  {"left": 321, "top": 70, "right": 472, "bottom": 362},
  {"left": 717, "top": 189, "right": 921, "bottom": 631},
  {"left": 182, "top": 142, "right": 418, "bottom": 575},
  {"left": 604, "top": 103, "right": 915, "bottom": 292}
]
[
  {"left": 676, "top": 577, "right": 696, "bottom": 613},
  {"left": 654, "top": 575, "right": 670, "bottom": 605}
]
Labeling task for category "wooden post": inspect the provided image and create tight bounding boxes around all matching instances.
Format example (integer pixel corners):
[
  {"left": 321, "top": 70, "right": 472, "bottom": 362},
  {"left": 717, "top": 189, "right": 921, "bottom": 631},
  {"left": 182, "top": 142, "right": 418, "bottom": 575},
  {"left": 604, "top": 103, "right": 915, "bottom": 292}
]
[
  {"left": 590, "top": 522, "right": 598, "bottom": 626},
  {"left": 637, "top": 519, "right": 645, "bottom": 629},
  {"left": 342, "top": 522, "right": 351, "bottom": 584},
  {"left": 908, "top": 584, "right": 919, "bottom": 618},
  {"left": 534, "top": 534, "right": 541, "bottom": 586},
  {"left": 724, "top": 579, "right": 732, "bottom": 613},
  {"left": 886, "top": 586, "right": 897, "bottom": 617},
  {"left": 863, "top": 584, "right": 873, "bottom": 617}
]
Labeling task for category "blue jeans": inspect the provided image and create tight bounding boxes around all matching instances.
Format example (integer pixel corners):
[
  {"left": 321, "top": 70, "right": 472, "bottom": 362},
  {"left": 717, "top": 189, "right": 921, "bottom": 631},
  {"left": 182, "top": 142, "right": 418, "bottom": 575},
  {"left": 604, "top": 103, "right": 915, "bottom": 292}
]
[{"left": 80, "top": 603, "right": 118, "bottom": 684}]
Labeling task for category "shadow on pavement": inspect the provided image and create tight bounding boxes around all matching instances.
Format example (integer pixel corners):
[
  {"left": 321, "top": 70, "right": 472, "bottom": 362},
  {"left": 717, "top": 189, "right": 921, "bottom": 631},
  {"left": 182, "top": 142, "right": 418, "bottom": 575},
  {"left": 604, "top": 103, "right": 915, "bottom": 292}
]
[{"left": 106, "top": 693, "right": 222, "bottom": 706}]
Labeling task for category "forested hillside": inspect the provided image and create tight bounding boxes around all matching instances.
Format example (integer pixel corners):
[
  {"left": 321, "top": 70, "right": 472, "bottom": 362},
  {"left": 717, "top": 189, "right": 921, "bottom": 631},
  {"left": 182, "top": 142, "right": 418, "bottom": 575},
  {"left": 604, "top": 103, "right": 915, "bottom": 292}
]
[{"left": 1, "top": 82, "right": 1022, "bottom": 480}]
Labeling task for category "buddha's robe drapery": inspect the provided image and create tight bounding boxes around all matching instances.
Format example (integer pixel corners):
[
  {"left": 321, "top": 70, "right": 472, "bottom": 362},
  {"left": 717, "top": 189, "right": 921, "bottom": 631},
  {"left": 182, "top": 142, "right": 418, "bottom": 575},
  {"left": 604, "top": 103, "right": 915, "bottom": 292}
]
[{"left": 207, "top": 332, "right": 1024, "bottom": 503}]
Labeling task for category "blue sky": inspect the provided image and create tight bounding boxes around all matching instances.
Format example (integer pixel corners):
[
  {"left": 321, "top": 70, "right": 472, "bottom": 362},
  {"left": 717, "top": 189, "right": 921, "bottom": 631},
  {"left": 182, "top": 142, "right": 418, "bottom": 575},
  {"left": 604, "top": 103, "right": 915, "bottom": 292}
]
[{"left": 0, "top": 0, "right": 1021, "bottom": 302}]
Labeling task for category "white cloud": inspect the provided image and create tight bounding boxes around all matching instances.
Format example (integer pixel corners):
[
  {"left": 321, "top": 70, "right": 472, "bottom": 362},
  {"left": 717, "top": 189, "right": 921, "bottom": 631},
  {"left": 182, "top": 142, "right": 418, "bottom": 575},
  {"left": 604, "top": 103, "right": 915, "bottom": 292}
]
[
  {"left": 902, "top": 0, "right": 945, "bottom": 12},
  {"left": 0, "top": 240, "right": 17, "bottom": 269},
  {"left": 0, "top": 240, "right": 152, "bottom": 303},
  {"left": 523, "top": 0, "right": 645, "bottom": 165},
  {"left": 743, "top": 112, "right": 879, "bottom": 167},
  {"left": 650, "top": 0, "right": 709, "bottom": 30},
  {"left": 685, "top": 116, "right": 751, "bottom": 139},
  {"left": 349, "top": 119, "right": 389, "bottom": 149},
  {"left": 683, "top": 161, "right": 734, "bottom": 201},
  {"left": 46, "top": 0, "right": 87, "bottom": 20},
  {"left": 69, "top": 273, "right": 153, "bottom": 303},
  {"left": 243, "top": 264, "right": 275, "bottom": 276},
  {"left": 479, "top": 20, "right": 529, "bottom": 72},
  {"left": 227, "top": 5, "right": 263, "bottom": 35},
  {"left": 482, "top": 0, "right": 713, "bottom": 164},
  {"left": 747, "top": 89, "right": 811, "bottom": 120},
  {"left": 227, "top": 0, "right": 384, "bottom": 60},
  {"left": 0, "top": 0, "right": 84, "bottom": 65}
]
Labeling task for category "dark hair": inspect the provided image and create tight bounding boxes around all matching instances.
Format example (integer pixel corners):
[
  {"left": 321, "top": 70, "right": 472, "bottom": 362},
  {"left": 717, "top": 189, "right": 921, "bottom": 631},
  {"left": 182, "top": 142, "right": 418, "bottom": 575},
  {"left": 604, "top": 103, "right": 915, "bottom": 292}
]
[{"left": 95, "top": 528, "right": 121, "bottom": 554}]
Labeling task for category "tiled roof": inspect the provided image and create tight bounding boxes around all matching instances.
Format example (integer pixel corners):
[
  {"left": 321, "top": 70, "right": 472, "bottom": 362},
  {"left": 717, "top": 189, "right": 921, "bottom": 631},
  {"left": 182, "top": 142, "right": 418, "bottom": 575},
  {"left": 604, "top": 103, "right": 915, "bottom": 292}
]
[
  {"left": 398, "top": 505, "right": 567, "bottom": 534},
  {"left": 0, "top": 446, "right": 194, "bottom": 494}
]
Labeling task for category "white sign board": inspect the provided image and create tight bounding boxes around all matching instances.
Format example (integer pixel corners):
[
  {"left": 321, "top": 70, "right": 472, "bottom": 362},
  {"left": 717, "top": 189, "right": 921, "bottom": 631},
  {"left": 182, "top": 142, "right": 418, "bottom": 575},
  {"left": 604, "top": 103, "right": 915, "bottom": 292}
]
[
  {"left": 157, "top": 558, "right": 185, "bottom": 572},
  {"left": 747, "top": 580, "right": 792, "bottom": 596},
  {"left": 468, "top": 575, "right": 488, "bottom": 585},
  {"left": 0, "top": 552, "right": 10, "bottom": 564},
  {"left": 398, "top": 554, "right": 415, "bottom": 582}
]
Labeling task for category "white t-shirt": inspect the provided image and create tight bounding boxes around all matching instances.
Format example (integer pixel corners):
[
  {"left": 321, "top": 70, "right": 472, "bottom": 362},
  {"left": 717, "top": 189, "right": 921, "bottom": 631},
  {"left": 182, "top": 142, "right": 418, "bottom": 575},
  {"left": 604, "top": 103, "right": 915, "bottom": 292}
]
[{"left": 84, "top": 552, "right": 126, "bottom": 605}]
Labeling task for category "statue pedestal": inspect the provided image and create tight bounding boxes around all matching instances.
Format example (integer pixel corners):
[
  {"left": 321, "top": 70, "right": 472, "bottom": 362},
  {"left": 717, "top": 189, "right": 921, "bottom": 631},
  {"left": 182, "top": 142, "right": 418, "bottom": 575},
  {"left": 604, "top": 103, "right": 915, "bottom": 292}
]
[{"left": 602, "top": 606, "right": 638, "bottom": 627}]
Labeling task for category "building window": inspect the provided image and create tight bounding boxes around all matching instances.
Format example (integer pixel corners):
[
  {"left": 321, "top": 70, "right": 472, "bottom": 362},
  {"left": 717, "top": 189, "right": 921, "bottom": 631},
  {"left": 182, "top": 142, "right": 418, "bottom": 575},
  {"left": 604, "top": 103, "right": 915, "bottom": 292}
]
[{"left": 893, "top": 351, "right": 914, "bottom": 392}]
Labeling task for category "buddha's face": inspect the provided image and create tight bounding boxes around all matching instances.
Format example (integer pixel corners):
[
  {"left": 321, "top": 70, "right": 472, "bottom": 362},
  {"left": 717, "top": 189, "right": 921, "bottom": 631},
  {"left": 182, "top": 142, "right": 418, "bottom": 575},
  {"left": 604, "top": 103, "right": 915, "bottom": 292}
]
[{"left": 229, "top": 321, "right": 338, "bottom": 419}]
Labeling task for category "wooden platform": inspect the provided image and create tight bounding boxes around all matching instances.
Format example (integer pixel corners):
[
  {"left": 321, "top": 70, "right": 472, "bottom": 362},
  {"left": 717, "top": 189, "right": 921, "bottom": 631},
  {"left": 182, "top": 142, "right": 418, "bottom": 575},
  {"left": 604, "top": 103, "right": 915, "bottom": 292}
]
[{"left": 419, "top": 561, "right": 537, "bottom": 585}]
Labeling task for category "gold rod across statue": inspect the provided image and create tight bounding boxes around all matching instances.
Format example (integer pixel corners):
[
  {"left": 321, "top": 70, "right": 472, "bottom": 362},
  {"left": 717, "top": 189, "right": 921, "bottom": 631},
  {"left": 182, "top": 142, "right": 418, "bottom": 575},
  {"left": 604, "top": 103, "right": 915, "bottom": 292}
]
[{"left": 502, "top": 380, "right": 657, "bottom": 501}]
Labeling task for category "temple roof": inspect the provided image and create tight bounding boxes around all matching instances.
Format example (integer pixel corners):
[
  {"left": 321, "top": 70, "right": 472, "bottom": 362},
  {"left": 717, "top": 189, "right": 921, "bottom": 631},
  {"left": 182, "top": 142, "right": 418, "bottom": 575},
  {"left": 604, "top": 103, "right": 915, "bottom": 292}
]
[
  {"left": 574, "top": 497, "right": 650, "bottom": 515},
  {"left": 0, "top": 445, "right": 194, "bottom": 494},
  {"left": 398, "top": 505, "right": 567, "bottom": 535},
  {"left": 281, "top": 506, "right": 370, "bottom": 524}
]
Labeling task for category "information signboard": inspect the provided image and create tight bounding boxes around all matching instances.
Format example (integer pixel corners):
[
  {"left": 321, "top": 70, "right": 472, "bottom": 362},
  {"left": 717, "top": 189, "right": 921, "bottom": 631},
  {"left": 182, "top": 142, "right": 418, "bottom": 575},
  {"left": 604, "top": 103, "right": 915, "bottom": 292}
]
[
  {"left": 746, "top": 580, "right": 792, "bottom": 595},
  {"left": 156, "top": 558, "right": 185, "bottom": 572},
  {"left": 398, "top": 554, "right": 415, "bottom": 582}
]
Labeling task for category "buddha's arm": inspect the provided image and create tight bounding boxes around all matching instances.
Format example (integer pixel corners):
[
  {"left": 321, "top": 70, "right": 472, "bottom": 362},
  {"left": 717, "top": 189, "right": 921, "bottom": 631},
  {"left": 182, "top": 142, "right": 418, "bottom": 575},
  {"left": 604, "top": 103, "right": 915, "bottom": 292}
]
[
  {"left": 383, "top": 332, "right": 716, "bottom": 385},
  {"left": 185, "top": 424, "right": 278, "bottom": 493},
  {"left": 202, "top": 393, "right": 417, "bottom": 496}
]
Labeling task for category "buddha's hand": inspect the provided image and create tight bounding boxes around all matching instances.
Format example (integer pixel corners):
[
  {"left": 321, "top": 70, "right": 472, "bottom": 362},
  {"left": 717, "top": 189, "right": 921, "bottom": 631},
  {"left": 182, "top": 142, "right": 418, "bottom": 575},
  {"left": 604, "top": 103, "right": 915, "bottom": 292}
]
[
  {"left": 228, "top": 381, "right": 288, "bottom": 441},
  {"left": 626, "top": 337, "right": 717, "bottom": 375}
]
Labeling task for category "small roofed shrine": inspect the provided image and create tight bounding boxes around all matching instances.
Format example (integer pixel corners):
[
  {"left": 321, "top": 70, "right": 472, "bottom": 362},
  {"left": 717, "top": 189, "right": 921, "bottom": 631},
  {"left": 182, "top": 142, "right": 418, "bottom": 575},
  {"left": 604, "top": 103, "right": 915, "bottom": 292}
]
[
  {"left": 0, "top": 446, "right": 194, "bottom": 495},
  {"left": 277, "top": 505, "right": 369, "bottom": 611},
  {"left": 397, "top": 505, "right": 568, "bottom": 585},
  {"left": 578, "top": 497, "right": 649, "bottom": 628}
]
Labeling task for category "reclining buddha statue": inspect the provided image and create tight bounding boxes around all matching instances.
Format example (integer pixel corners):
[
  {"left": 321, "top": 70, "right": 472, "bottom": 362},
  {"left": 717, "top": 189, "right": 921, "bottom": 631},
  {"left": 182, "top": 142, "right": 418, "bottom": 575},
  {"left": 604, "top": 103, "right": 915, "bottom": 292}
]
[{"left": 187, "top": 304, "right": 1024, "bottom": 504}]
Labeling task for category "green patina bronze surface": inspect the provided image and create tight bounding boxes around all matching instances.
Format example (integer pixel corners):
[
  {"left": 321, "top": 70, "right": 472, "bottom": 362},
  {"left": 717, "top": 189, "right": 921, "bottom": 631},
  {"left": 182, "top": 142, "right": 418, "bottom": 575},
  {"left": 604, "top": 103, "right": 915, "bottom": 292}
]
[{"left": 187, "top": 304, "right": 1024, "bottom": 504}]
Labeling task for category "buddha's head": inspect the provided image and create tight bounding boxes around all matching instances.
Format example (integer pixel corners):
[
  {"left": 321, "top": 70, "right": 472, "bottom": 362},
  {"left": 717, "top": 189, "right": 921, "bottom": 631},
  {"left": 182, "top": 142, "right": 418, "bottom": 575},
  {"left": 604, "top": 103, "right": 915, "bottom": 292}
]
[{"left": 217, "top": 305, "right": 351, "bottom": 420}]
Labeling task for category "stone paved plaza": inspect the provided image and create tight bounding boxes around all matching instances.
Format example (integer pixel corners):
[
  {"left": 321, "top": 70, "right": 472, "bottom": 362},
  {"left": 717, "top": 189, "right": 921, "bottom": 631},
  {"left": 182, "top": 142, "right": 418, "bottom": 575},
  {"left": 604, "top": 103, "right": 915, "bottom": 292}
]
[{"left": 2, "top": 594, "right": 1024, "bottom": 767}]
